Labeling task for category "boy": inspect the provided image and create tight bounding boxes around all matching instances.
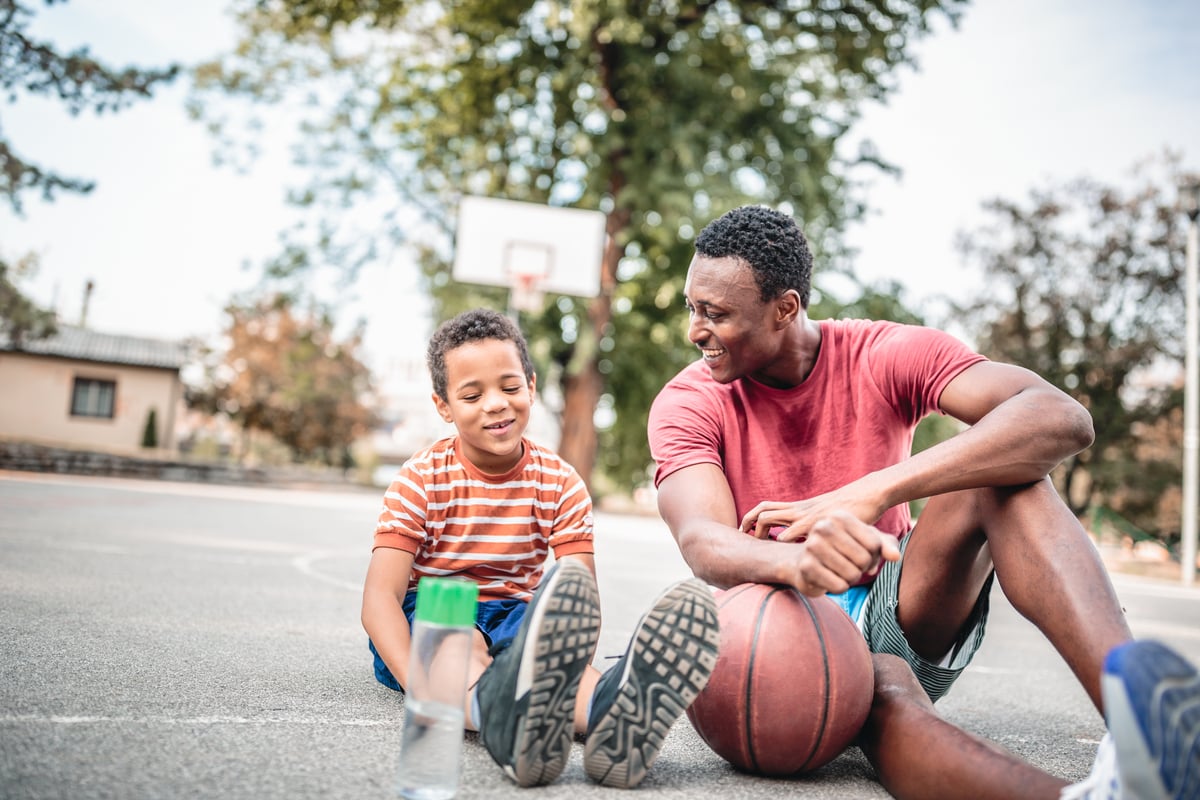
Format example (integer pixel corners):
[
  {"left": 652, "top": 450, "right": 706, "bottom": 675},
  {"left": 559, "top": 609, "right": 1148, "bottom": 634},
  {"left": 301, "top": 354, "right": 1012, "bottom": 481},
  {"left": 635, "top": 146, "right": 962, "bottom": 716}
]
[{"left": 362, "top": 308, "right": 720, "bottom": 790}]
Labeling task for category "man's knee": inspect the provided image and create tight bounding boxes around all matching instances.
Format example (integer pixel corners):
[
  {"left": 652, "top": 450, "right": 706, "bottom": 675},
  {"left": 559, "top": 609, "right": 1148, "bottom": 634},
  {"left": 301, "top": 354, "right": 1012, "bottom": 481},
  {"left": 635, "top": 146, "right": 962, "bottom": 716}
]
[
  {"left": 870, "top": 653, "right": 934, "bottom": 711},
  {"left": 860, "top": 654, "right": 936, "bottom": 758}
]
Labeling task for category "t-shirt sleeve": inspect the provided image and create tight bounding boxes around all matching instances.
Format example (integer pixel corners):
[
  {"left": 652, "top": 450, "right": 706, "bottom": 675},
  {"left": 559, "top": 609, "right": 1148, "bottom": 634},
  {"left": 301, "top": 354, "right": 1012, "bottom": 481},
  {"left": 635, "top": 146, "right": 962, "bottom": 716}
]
[
  {"left": 867, "top": 323, "right": 988, "bottom": 424},
  {"left": 372, "top": 463, "right": 428, "bottom": 554},
  {"left": 549, "top": 463, "right": 595, "bottom": 558},
  {"left": 647, "top": 374, "right": 724, "bottom": 488}
]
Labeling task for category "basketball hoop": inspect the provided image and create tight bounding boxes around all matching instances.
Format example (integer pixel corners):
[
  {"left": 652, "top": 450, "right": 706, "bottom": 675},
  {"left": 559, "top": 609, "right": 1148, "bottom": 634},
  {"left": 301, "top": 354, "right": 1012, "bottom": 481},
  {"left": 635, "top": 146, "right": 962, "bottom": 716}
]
[{"left": 509, "top": 272, "right": 546, "bottom": 313}]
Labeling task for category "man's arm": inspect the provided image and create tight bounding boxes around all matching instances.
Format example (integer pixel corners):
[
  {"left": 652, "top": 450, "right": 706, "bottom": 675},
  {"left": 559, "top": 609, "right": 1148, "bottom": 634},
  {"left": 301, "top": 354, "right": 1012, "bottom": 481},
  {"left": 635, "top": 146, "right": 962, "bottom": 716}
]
[
  {"left": 850, "top": 360, "right": 1093, "bottom": 516},
  {"left": 740, "top": 361, "right": 1094, "bottom": 540},
  {"left": 658, "top": 462, "right": 896, "bottom": 595},
  {"left": 361, "top": 547, "right": 416, "bottom": 688}
]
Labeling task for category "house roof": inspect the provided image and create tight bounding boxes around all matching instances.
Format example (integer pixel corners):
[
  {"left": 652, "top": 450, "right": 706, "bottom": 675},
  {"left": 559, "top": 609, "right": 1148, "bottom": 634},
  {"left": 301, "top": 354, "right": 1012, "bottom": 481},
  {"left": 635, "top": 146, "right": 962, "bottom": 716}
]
[{"left": 0, "top": 324, "right": 188, "bottom": 371}]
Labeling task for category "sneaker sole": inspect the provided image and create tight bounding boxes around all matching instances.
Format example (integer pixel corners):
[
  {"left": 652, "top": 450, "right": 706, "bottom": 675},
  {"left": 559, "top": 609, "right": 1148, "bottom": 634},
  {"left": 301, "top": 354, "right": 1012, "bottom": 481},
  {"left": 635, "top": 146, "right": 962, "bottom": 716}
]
[
  {"left": 1102, "top": 640, "right": 1200, "bottom": 800},
  {"left": 508, "top": 560, "right": 601, "bottom": 787},
  {"left": 583, "top": 578, "right": 720, "bottom": 789}
]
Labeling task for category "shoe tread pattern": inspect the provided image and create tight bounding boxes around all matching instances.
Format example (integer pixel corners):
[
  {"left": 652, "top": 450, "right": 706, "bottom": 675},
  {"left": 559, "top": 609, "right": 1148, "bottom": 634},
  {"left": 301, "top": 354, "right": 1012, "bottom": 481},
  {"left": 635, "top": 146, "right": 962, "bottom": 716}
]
[
  {"left": 584, "top": 579, "right": 720, "bottom": 789},
  {"left": 511, "top": 564, "right": 601, "bottom": 787}
]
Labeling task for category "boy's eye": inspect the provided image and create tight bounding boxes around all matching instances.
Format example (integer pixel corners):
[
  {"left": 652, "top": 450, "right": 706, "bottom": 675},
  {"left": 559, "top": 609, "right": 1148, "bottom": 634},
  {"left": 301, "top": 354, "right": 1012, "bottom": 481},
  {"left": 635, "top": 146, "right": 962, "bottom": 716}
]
[
  {"left": 461, "top": 393, "right": 481, "bottom": 402},
  {"left": 503, "top": 386, "right": 522, "bottom": 394}
]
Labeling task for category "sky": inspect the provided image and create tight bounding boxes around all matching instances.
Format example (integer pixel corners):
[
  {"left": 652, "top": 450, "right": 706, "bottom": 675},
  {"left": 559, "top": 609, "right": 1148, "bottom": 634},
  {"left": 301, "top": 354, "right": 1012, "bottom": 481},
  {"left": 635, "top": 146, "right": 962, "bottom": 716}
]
[{"left": 4, "top": 0, "right": 1200, "bottom": 394}]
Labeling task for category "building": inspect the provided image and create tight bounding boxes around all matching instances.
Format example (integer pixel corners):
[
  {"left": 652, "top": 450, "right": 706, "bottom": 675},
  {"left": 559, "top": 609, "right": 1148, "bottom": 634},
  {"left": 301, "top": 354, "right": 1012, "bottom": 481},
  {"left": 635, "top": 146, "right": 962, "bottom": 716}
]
[{"left": 0, "top": 325, "right": 188, "bottom": 455}]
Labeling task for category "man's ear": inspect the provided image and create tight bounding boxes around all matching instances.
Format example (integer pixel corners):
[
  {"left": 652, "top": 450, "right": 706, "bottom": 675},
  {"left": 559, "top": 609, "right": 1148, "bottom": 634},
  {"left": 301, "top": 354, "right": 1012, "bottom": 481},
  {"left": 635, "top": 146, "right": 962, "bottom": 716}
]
[
  {"left": 431, "top": 391, "right": 454, "bottom": 424},
  {"left": 775, "top": 290, "right": 802, "bottom": 328}
]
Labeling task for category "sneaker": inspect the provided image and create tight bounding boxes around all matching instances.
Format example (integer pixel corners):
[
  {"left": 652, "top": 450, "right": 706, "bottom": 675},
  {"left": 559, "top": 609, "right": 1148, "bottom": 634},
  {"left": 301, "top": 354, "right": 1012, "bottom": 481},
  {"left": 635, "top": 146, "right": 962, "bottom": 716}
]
[
  {"left": 583, "top": 577, "right": 720, "bottom": 789},
  {"left": 1059, "top": 733, "right": 1120, "bottom": 799},
  {"left": 475, "top": 559, "right": 601, "bottom": 787},
  {"left": 1101, "top": 640, "right": 1200, "bottom": 800}
]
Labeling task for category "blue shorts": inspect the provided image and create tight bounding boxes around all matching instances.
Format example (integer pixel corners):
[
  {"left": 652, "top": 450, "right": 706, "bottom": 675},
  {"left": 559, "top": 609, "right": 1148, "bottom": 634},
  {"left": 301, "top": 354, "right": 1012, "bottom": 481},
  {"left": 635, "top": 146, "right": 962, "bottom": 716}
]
[{"left": 369, "top": 591, "right": 528, "bottom": 692}]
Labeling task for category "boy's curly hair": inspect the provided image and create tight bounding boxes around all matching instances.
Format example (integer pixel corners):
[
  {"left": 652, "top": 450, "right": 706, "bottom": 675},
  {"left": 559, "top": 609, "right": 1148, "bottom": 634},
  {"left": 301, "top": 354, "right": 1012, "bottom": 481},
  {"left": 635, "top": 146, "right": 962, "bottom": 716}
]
[
  {"left": 694, "top": 205, "right": 813, "bottom": 308},
  {"left": 426, "top": 308, "right": 535, "bottom": 401}
]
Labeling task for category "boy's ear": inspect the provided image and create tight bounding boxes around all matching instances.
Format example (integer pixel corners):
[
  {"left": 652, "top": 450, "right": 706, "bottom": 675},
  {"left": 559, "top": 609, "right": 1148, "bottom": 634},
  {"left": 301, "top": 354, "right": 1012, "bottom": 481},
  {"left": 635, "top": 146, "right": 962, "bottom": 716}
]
[
  {"left": 528, "top": 372, "right": 537, "bottom": 400},
  {"left": 431, "top": 391, "right": 454, "bottom": 424}
]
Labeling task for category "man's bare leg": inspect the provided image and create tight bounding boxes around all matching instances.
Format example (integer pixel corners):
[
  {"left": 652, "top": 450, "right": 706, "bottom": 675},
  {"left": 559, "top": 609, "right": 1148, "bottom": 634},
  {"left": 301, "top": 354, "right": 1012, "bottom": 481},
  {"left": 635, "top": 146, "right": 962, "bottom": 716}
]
[
  {"left": 899, "top": 478, "right": 1131, "bottom": 710},
  {"left": 859, "top": 655, "right": 1069, "bottom": 800}
]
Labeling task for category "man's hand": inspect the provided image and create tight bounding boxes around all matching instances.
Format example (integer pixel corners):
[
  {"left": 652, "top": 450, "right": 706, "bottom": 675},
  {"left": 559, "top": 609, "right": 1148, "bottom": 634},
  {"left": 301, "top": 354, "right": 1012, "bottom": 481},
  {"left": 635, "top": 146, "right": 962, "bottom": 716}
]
[
  {"left": 739, "top": 484, "right": 887, "bottom": 543},
  {"left": 745, "top": 508, "right": 901, "bottom": 596}
]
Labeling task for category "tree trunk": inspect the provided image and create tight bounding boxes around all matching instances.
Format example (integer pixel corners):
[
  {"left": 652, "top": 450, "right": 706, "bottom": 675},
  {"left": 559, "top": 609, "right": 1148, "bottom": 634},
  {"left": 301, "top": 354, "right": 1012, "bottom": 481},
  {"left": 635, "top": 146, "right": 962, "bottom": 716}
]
[{"left": 556, "top": 207, "right": 626, "bottom": 486}]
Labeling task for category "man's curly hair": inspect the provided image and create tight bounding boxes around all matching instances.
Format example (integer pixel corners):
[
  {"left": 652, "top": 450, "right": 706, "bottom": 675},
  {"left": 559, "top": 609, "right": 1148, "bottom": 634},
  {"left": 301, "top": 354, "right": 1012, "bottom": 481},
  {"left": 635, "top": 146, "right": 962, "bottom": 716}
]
[
  {"left": 426, "top": 308, "right": 535, "bottom": 401},
  {"left": 694, "top": 205, "right": 813, "bottom": 307}
]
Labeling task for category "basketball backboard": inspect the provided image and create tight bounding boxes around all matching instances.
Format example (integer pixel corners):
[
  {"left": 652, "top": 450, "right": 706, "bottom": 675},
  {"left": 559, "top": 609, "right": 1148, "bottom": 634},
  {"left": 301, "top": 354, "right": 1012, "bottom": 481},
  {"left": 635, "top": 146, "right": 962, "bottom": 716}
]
[{"left": 451, "top": 196, "right": 606, "bottom": 303}]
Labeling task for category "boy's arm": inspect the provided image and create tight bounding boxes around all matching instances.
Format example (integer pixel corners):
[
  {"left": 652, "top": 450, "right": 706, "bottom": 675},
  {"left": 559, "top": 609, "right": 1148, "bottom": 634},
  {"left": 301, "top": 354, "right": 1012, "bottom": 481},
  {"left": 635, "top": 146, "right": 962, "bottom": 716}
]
[{"left": 361, "top": 546, "right": 417, "bottom": 689}]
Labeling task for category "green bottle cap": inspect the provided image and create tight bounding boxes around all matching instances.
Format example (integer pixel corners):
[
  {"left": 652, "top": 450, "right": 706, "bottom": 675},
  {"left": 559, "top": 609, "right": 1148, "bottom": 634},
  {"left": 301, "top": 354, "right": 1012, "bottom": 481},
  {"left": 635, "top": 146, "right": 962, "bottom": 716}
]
[{"left": 414, "top": 577, "right": 478, "bottom": 626}]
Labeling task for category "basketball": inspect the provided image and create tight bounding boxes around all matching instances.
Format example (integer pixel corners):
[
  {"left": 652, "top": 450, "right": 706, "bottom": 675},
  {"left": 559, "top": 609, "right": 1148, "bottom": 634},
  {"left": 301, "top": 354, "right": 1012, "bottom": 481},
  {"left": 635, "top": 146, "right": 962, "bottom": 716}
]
[{"left": 686, "top": 583, "right": 875, "bottom": 776}]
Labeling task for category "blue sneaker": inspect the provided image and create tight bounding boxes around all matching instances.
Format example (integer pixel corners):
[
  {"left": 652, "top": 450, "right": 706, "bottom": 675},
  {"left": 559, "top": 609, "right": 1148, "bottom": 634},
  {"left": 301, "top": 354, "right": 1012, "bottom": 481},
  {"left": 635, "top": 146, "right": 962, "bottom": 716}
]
[
  {"left": 475, "top": 559, "right": 601, "bottom": 786},
  {"left": 1101, "top": 640, "right": 1200, "bottom": 800},
  {"left": 583, "top": 577, "right": 720, "bottom": 788}
]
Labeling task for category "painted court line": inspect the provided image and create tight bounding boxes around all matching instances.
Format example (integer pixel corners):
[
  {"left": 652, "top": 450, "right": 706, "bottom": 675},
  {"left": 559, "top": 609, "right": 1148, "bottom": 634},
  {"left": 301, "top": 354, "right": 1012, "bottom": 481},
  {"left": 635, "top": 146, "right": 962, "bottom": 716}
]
[{"left": 1, "top": 714, "right": 391, "bottom": 728}]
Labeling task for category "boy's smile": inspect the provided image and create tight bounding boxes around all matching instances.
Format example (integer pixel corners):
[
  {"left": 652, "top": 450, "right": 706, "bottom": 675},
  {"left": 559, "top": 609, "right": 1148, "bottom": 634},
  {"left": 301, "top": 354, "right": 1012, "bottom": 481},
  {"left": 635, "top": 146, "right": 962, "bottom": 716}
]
[{"left": 432, "top": 337, "right": 536, "bottom": 474}]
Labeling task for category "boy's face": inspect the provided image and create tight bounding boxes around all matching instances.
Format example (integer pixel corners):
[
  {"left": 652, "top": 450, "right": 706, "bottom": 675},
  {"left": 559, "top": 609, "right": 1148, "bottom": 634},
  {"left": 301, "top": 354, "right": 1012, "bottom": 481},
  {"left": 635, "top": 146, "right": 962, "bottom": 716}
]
[{"left": 432, "top": 337, "right": 536, "bottom": 474}]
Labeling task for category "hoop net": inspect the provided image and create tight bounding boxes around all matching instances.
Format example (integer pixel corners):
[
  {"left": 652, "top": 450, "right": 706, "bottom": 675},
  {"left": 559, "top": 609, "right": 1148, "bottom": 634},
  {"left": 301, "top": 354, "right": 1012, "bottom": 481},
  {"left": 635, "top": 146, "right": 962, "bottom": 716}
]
[{"left": 510, "top": 272, "right": 546, "bottom": 313}]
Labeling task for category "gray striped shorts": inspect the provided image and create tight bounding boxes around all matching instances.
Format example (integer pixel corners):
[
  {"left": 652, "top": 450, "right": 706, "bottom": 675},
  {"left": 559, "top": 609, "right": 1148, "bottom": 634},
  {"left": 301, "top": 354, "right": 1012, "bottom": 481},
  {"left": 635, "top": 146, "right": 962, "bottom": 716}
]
[{"left": 860, "top": 533, "right": 994, "bottom": 703}]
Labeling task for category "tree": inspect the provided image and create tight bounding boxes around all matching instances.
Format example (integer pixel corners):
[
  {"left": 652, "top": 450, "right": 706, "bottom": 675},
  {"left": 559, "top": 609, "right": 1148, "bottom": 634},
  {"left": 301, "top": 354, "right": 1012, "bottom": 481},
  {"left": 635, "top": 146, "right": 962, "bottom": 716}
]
[
  {"left": 141, "top": 408, "right": 159, "bottom": 449},
  {"left": 0, "top": 0, "right": 178, "bottom": 213},
  {"left": 192, "top": 0, "right": 965, "bottom": 490},
  {"left": 0, "top": 252, "right": 56, "bottom": 346},
  {"left": 952, "top": 153, "right": 1195, "bottom": 547},
  {"left": 188, "top": 294, "right": 379, "bottom": 466}
]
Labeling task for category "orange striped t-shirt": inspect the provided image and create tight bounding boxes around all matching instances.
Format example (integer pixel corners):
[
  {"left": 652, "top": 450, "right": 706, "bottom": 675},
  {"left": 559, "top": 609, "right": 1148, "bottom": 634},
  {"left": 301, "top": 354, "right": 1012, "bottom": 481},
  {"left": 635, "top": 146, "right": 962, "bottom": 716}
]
[{"left": 373, "top": 435, "right": 594, "bottom": 601}]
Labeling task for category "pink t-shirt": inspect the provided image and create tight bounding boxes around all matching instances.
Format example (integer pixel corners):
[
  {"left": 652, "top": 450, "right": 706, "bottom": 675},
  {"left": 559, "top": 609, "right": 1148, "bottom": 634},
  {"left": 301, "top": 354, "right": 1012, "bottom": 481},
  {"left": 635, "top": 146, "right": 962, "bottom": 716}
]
[{"left": 648, "top": 319, "right": 986, "bottom": 540}]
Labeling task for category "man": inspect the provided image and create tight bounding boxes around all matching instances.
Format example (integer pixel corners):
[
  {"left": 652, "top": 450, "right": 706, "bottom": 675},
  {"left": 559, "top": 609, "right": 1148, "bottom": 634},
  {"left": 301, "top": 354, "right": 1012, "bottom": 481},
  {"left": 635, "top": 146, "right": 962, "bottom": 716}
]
[{"left": 648, "top": 204, "right": 1199, "bottom": 799}]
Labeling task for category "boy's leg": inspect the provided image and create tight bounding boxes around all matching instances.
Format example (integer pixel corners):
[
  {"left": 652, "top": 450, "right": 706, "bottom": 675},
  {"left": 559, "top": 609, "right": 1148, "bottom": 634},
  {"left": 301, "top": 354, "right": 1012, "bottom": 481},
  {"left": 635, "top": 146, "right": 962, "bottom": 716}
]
[
  {"left": 474, "top": 559, "right": 601, "bottom": 787},
  {"left": 583, "top": 577, "right": 720, "bottom": 789}
]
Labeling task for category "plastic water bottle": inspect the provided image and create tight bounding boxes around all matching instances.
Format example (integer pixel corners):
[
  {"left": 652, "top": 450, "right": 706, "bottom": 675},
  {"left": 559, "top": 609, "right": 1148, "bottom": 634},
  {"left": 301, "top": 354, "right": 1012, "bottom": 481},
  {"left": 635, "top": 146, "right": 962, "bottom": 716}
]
[{"left": 395, "top": 577, "right": 478, "bottom": 800}]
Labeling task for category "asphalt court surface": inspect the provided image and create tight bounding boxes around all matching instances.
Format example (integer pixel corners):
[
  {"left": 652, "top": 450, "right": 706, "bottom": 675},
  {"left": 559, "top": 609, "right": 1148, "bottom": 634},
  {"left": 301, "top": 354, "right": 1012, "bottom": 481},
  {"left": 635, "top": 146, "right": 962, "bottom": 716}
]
[{"left": 3, "top": 471, "right": 1199, "bottom": 799}]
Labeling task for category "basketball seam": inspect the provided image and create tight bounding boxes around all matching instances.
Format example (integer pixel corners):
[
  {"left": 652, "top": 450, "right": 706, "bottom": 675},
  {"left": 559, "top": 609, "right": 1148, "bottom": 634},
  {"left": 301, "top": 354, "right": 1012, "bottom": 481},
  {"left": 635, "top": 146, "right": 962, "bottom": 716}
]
[
  {"left": 795, "top": 591, "right": 830, "bottom": 773},
  {"left": 745, "top": 587, "right": 777, "bottom": 774},
  {"left": 717, "top": 582, "right": 755, "bottom": 612}
]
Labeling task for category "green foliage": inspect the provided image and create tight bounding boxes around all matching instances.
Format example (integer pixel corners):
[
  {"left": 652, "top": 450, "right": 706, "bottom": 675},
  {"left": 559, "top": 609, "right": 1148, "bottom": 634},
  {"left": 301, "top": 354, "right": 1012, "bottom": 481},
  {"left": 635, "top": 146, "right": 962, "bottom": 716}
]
[
  {"left": 140, "top": 407, "right": 159, "bottom": 449},
  {"left": 0, "top": 0, "right": 179, "bottom": 213},
  {"left": 952, "top": 152, "right": 1196, "bottom": 543},
  {"left": 193, "top": 0, "right": 965, "bottom": 490},
  {"left": 0, "top": 252, "right": 57, "bottom": 346},
  {"left": 187, "top": 294, "right": 380, "bottom": 466}
]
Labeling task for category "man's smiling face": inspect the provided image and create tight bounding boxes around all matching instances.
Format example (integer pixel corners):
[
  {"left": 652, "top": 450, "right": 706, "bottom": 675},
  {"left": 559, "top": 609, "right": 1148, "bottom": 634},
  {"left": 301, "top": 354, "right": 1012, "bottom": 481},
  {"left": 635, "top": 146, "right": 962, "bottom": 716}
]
[{"left": 683, "top": 254, "right": 787, "bottom": 385}]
